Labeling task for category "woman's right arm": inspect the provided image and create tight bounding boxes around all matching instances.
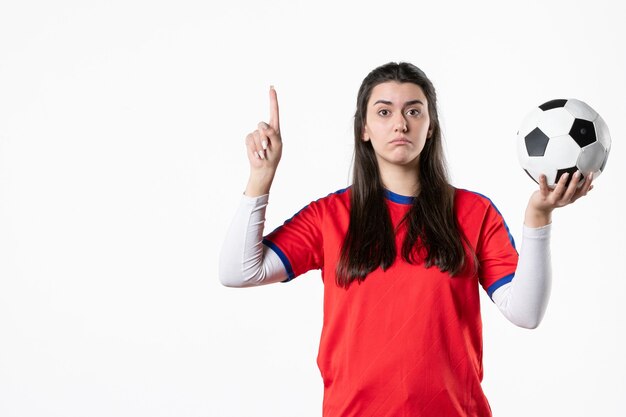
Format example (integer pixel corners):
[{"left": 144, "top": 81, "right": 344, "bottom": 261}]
[
  {"left": 218, "top": 193, "right": 288, "bottom": 287},
  {"left": 218, "top": 86, "right": 286, "bottom": 287}
]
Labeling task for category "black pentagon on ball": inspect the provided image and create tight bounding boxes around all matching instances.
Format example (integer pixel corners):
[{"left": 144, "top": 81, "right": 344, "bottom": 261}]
[
  {"left": 556, "top": 167, "right": 584, "bottom": 186},
  {"left": 539, "top": 99, "right": 567, "bottom": 111},
  {"left": 569, "top": 119, "right": 596, "bottom": 148},
  {"left": 525, "top": 127, "right": 550, "bottom": 156}
]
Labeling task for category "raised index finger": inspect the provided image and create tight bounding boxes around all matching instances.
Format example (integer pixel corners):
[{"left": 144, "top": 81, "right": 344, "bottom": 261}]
[{"left": 269, "top": 85, "right": 280, "bottom": 133}]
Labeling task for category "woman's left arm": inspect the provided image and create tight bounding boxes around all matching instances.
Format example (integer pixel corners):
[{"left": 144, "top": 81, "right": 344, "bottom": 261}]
[{"left": 492, "top": 171, "right": 594, "bottom": 328}]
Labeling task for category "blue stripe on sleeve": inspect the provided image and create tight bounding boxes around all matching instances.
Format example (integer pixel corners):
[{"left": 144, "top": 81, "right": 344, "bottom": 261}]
[
  {"left": 487, "top": 273, "right": 515, "bottom": 300},
  {"left": 262, "top": 239, "right": 295, "bottom": 282}
]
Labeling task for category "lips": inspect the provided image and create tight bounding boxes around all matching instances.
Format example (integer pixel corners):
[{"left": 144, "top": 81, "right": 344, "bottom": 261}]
[{"left": 390, "top": 137, "right": 411, "bottom": 144}]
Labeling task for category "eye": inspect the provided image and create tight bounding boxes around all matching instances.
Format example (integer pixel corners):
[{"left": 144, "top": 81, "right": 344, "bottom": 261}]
[
  {"left": 377, "top": 109, "right": 390, "bottom": 116},
  {"left": 407, "top": 108, "right": 421, "bottom": 116}
]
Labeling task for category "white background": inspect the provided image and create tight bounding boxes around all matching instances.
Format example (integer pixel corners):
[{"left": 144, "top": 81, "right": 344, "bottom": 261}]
[{"left": 1, "top": 0, "right": 624, "bottom": 416}]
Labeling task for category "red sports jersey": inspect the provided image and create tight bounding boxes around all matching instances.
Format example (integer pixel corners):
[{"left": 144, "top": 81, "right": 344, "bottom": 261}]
[{"left": 263, "top": 187, "right": 518, "bottom": 417}]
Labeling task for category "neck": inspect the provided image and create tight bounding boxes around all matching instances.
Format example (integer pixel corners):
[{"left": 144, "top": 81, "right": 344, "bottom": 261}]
[{"left": 378, "top": 160, "right": 420, "bottom": 197}]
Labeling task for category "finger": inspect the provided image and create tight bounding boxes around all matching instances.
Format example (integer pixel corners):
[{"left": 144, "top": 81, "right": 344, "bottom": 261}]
[
  {"left": 539, "top": 174, "right": 550, "bottom": 197},
  {"left": 257, "top": 122, "right": 270, "bottom": 150},
  {"left": 252, "top": 130, "right": 266, "bottom": 160},
  {"left": 561, "top": 171, "right": 582, "bottom": 202},
  {"left": 572, "top": 172, "right": 594, "bottom": 201},
  {"left": 552, "top": 172, "right": 570, "bottom": 200},
  {"left": 269, "top": 86, "right": 280, "bottom": 133},
  {"left": 261, "top": 125, "right": 281, "bottom": 149},
  {"left": 246, "top": 133, "right": 261, "bottom": 160},
  {"left": 579, "top": 172, "right": 593, "bottom": 195}
]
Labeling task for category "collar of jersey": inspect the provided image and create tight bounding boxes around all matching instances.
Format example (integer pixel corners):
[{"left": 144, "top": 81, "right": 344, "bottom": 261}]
[{"left": 383, "top": 189, "right": 415, "bottom": 205}]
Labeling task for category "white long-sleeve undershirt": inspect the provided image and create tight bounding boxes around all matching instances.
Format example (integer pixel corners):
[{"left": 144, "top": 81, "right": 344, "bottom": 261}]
[{"left": 218, "top": 193, "right": 552, "bottom": 329}]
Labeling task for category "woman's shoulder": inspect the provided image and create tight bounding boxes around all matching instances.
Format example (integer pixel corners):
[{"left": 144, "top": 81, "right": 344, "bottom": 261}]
[
  {"left": 290, "top": 186, "right": 351, "bottom": 217},
  {"left": 304, "top": 186, "right": 351, "bottom": 206},
  {"left": 313, "top": 186, "right": 352, "bottom": 214},
  {"left": 453, "top": 187, "right": 505, "bottom": 218},
  {"left": 454, "top": 187, "right": 494, "bottom": 207},
  {"left": 322, "top": 185, "right": 351, "bottom": 200}
]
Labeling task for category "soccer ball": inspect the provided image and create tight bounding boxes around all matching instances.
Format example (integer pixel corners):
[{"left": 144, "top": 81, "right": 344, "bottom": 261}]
[{"left": 516, "top": 98, "right": 611, "bottom": 187}]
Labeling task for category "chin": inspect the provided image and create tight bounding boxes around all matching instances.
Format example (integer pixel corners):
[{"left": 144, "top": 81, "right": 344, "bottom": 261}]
[{"left": 379, "top": 155, "right": 420, "bottom": 168}]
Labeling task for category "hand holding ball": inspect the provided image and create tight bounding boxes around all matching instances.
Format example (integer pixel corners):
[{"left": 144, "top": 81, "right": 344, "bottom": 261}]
[{"left": 517, "top": 99, "right": 611, "bottom": 187}]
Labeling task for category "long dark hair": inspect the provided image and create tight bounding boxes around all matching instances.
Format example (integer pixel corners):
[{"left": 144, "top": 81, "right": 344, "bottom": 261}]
[{"left": 335, "top": 62, "right": 476, "bottom": 287}]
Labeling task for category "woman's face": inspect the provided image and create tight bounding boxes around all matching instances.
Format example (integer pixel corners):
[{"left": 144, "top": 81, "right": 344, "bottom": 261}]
[{"left": 363, "top": 81, "right": 432, "bottom": 172}]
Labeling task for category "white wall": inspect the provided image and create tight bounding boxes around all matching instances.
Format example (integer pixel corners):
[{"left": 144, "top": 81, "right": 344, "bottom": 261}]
[{"left": 1, "top": 0, "right": 624, "bottom": 416}]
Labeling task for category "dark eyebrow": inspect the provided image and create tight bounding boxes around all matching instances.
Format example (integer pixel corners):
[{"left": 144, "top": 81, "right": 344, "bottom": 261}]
[{"left": 373, "top": 99, "right": 425, "bottom": 106}]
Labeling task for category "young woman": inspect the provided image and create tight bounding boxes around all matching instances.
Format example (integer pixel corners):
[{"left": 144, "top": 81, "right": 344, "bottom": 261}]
[{"left": 219, "top": 62, "right": 593, "bottom": 417}]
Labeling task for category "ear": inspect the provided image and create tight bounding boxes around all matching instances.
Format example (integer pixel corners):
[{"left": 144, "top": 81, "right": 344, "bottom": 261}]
[{"left": 362, "top": 125, "right": 370, "bottom": 142}]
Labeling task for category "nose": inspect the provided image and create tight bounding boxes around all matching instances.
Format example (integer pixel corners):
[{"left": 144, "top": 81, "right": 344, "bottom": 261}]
[
  {"left": 394, "top": 115, "right": 408, "bottom": 133},
  {"left": 394, "top": 114, "right": 408, "bottom": 133}
]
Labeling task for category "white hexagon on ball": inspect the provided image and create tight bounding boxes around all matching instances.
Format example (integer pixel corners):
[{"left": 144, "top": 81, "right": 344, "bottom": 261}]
[
  {"left": 578, "top": 141, "right": 607, "bottom": 179},
  {"left": 565, "top": 98, "right": 598, "bottom": 121},
  {"left": 537, "top": 108, "right": 575, "bottom": 137}
]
